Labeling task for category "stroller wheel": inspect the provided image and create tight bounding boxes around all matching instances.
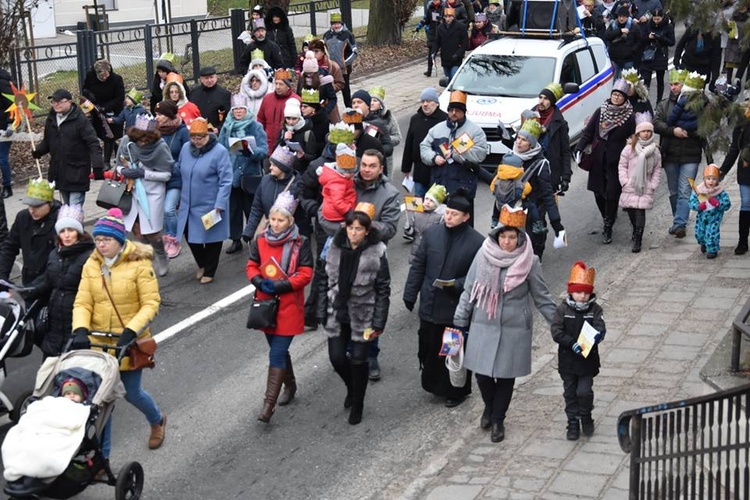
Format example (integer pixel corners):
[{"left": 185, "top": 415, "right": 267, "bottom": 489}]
[
  {"left": 9, "top": 390, "right": 33, "bottom": 423},
  {"left": 115, "top": 461, "right": 144, "bottom": 500}
]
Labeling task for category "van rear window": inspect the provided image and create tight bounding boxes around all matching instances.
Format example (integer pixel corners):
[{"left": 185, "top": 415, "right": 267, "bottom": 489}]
[{"left": 450, "top": 54, "right": 556, "bottom": 98}]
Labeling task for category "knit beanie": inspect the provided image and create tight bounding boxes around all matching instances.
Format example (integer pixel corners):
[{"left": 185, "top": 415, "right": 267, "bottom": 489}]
[
  {"left": 284, "top": 99, "right": 302, "bottom": 118},
  {"left": 419, "top": 87, "right": 440, "bottom": 103},
  {"left": 155, "top": 100, "right": 178, "bottom": 119},
  {"left": 55, "top": 204, "right": 85, "bottom": 235},
  {"left": 61, "top": 378, "right": 87, "bottom": 401},
  {"left": 445, "top": 187, "right": 472, "bottom": 213},
  {"left": 302, "top": 51, "right": 319, "bottom": 73},
  {"left": 568, "top": 261, "right": 595, "bottom": 294},
  {"left": 93, "top": 208, "right": 127, "bottom": 246},
  {"left": 351, "top": 89, "right": 372, "bottom": 108}
]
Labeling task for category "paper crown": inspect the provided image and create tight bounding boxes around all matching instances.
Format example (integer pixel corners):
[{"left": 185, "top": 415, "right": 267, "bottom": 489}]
[
  {"left": 499, "top": 204, "right": 527, "bottom": 228},
  {"left": 251, "top": 48, "right": 264, "bottom": 61},
  {"left": 329, "top": 122, "right": 357, "bottom": 144},
  {"left": 342, "top": 108, "right": 364, "bottom": 125},
  {"left": 271, "top": 190, "right": 298, "bottom": 216},
  {"left": 449, "top": 90, "right": 467, "bottom": 105},
  {"left": 703, "top": 163, "right": 721, "bottom": 179},
  {"left": 156, "top": 52, "right": 176, "bottom": 64},
  {"left": 425, "top": 183, "right": 447, "bottom": 204},
  {"left": 25, "top": 178, "right": 55, "bottom": 204},
  {"left": 252, "top": 18, "right": 266, "bottom": 31},
  {"left": 369, "top": 85, "right": 386, "bottom": 102},
  {"left": 611, "top": 78, "right": 630, "bottom": 95},
  {"left": 274, "top": 68, "right": 293, "bottom": 81},
  {"left": 621, "top": 67, "right": 640, "bottom": 84},
  {"left": 568, "top": 261, "right": 595, "bottom": 294},
  {"left": 231, "top": 93, "right": 248, "bottom": 109},
  {"left": 519, "top": 118, "right": 543, "bottom": 139},
  {"left": 301, "top": 88, "right": 320, "bottom": 105},
  {"left": 335, "top": 143, "right": 357, "bottom": 170},
  {"left": 189, "top": 117, "right": 209, "bottom": 135},
  {"left": 684, "top": 71, "right": 707, "bottom": 90},
  {"left": 126, "top": 88, "right": 143, "bottom": 104},
  {"left": 330, "top": 11, "right": 342, "bottom": 22},
  {"left": 542, "top": 82, "right": 563, "bottom": 101},
  {"left": 134, "top": 113, "right": 157, "bottom": 132},
  {"left": 270, "top": 145, "right": 296, "bottom": 171},
  {"left": 165, "top": 72, "right": 184, "bottom": 85},
  {"left": 355, "top": 201, "right": 376, "bottom": 220},
  {"left": 634, "top": 111, "right": 653, "bottom": 132},
  {"left": 669, "top": 69, "right": 688, "bottom": 84},
  {"left": 303, "top": 33, "right": 315, "bottom": 43}
]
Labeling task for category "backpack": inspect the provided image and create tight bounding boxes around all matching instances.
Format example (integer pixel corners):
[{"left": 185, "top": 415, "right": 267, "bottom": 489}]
[{"left": 491, "top": 164, "right": 537, "bottom": 209}]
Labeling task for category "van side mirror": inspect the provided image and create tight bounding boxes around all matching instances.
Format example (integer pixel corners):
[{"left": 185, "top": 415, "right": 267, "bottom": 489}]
[
  {"left": 438, "top": 77, "right": 449, "bottom": 88},
  {"left": 562, "top": 82, "right": 580, "bottom": 95}
]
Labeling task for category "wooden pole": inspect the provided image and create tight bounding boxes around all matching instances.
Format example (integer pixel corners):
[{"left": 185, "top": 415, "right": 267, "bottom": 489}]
[{"left": 19, "top": 103, "right": 43, "bottom": 179}]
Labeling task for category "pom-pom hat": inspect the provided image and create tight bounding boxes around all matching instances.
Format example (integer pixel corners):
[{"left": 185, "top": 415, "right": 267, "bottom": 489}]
[
  {"left": 302, "top": 51, "right": 319, "bottom": 73},
  {"left": 23, "top": 178, "right": 55, "bottom": 206},
  {"left": 635, "top": 111, "right": 653, "bottom": 134},
  {"left": 568, "top": 261, "right": 595, "bottom": 294},
  {"left": 55, "top": 204, "right": 84, "bottom": 235},
  {"left": 93, "top": 208, "right": 127, "bottom": 246}
]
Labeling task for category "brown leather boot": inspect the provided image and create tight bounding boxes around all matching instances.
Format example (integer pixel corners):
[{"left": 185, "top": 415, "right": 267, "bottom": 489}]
[
  {"left": 148, "top": 414, "right": 167, "bottom": 449},
  {"left": 277, "top": 356, "right": 297, "bottom": 406},
  {"left": 258, "top": 367, "right": 285, "bottom": 423}
]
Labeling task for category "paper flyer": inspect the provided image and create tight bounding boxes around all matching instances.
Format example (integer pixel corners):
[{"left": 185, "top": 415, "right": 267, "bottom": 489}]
[
  {"left": 577, "top": 321, "right": 599, "bottom": 358},
  {"left": 401, "top": 175, "right": 415, "bottom": 193},
  {"left": 201, "top": 209, "right": 222, "bottom": 230},
  {"left": 403, "top": 195, "right": 424, "bottom": 212},
  {"left": 451, "top": 132, "right": 475, "bottom": 154},
  {"left": 439, "top": 327, "right": 463, "bottom": 356}
]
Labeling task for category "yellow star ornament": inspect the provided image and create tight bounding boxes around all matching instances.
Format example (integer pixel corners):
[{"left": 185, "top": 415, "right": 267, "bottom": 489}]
[{"left": 3, "top": 83, "right": 40, "bottom": 130}]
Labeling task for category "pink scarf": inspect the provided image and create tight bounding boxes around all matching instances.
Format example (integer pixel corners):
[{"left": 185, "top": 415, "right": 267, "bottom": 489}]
[{"left": 470, "top": 234, "right": 534, "bottom": 320}]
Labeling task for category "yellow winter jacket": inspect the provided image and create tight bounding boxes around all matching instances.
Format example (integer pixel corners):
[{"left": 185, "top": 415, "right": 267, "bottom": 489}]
[
  {"left": 73, "top": 241, "right": 160, "bottom": 370},
  {"left": 489, "top": 164, "right": 532, "bottom": 199}
]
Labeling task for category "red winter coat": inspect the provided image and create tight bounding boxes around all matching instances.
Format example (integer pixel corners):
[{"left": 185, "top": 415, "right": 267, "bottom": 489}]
[
  {"left": 177, "top": 101, "right": 202, "bottom": 127},
  {"left": 257, "top": 90, "right": 301, "bottom": 152},
  {"left": 319, "top": 164, "right": 357, "bottom": 222},
  {"left": 246, "top": 231, "right": 313, "bottom": 335}
]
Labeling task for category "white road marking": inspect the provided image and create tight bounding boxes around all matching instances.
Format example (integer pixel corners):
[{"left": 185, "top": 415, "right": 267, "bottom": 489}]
[{"left": 152, "top": 284, "right": 256, "bottom": 344}]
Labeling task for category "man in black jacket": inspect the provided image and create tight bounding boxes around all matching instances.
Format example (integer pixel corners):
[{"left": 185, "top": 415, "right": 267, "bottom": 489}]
[
  {"left": 434, "top": 7, "right": 468, "bottom": 80},
  {"left": 0, "top": 68, "right": 14, "bottom": 198},
  {"left": 403, "top": 190, "right": 483, "bottom": 407},
  {"left": 81, "top": 59, "right": 125, "bottom": 168},
  {"left": 33, "top": 89, "right": 104, "bottom": 205},
  {"left": 190, "top": 66, "right": 232, "bottom": 131},
  {"left": 238, "top": 19, "right": 285, "bottom": 73},
  {"left": 0, "top": 179, "right": 60, "bottom": 286}
]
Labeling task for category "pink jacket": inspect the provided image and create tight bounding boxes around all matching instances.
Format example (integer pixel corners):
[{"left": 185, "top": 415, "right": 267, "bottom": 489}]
[
  {"left": 618, "top": 143, "right": 662, "bottom": 210},
  {"left": 319, "top": 164, "right": 357, "bottom": 222}
]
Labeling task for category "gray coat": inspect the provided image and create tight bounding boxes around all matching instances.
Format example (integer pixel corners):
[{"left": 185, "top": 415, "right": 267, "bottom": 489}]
[{"left": 453, "top": 240, "right": 556, "bottom": 378}]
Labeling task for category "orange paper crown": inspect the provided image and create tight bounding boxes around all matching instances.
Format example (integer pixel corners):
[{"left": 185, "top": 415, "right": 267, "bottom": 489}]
[
  {"left": 165, "top": 72, "right": 184, "bottom": 85},
  {"left": 274, "top": 68, "right": 292, "bottom": 81},
  {"left": 449, "top": 90, "right": 467, "bottom": 106},
  {"left": 703, "top": 164, "right": 720, "bottom": 179},
  {"left": 355, "top": 202, "right": 376, "bottom": 220},
  {"left": 499, "top": 204, "right": 526, "bottom": 228},
  {"left": 189, "top": 117, "right": 209, "bottom": 135},
  {"left": 342, "top": 108, "right": 364, "bottom": 124},
  {"left": 568, "top": 261, "right": 595, "bottom": 293}
]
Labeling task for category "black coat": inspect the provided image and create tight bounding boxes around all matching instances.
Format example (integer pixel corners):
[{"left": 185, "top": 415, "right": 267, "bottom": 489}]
[
  {"left": 0, "top": 69, "right": 13, "bottom": 130},
  {"left": 265, "top": 7, "right": 298, "bottom": 69},
  {"left": 239, "top": 39, "right": 285, "bottom": 73},
  {"left": 532, "top": 105, "right": 571, "bottom": 187},
  {"left": 653, "top": 93, "right": 705, "bottom": 164},
  {"left": 550, "top": 299, "right": 605, "bottom": 376},
  {"left": 721, "top": 121, "right": 750, "bottom": 186},
  {"left": 673, "top": 28, "right": 722, "bottom": 87},
  {"left": 401, "top": 107, "right": 449, "bottom": 186},
  {"left": 276, "top": 124, "right": 319, "bottom": 173},
  {"left": 604, "top": 19, "right": 642, "bottom": 64},
  {"left": 189, "top": 83, "right": 232, "bottom": 130},
  {"left": 435, "top": 20, "right": 468, "bottom": 67},
  {"left": 638, "top": 18, "right": 675, "bottom": 72},
  {"left": 403, "top": 221, "right": 483, "bottom": 325},
  {"left": 82, "top": 66, "right": 125, "bottom": 140},
  {"left": 0, "top": 201, "right": 60, "bottom": 285},
  {"left": 242, "top": 172, "right": 311, "bottom": 238},
  {"left": 34, "top": 104, "right": 104, "bottom": 191},
  {"left": 28, "top": 236, "right": 95, "bottom": 356}
]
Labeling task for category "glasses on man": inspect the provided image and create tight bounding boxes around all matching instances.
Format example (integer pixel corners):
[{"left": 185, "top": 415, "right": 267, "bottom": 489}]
[{"left": 94, "top": 237, "right": 115, "bottom": 245}]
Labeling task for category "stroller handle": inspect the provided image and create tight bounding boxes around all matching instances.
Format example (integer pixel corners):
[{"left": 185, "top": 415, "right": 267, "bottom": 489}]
[{"left": 63, "top": 331, "right": 136, "bottom": 363}]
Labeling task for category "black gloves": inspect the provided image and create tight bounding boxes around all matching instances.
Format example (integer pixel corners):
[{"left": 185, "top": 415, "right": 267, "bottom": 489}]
[
  {"left": 120, "top": 167, "right": 145, "bottom": 179},
  {"left": 242, "top": 234, "right": 252, "bottom": 244},
  {"left": 558, "top": 179, "right": 570, "bottom": 193},
  {"left": 71, "top": 328, "right": 91, "bottom": 350},
  {"left": 32, "top": 149, "right": 43, "bottom": 159},
  {"left": 403, "top": 300, "right": 415, "bottom": 312},
  {"left": 117, "top": 327, "right": 137, "bottom": 348},
  {"left": 551, "top": 219, "right": 565, "bottom": 236},
  {"left": 93, "top": 168, "right": 105, "bottom": 181}
]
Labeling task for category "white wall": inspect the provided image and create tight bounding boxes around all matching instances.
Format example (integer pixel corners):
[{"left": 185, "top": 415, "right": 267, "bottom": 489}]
[{"left": 53, "top": 0, "right": 208, "bottom": 29}]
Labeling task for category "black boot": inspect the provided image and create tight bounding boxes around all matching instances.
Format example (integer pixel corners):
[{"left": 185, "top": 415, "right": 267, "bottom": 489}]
[
  {"left": 480, "top": 406, "right": 492, "bottom": 430},
  {"left": 1, "top": 186, "right": 11, "bottom": 199},
  {"left": 258, "top": 367, "right": 285, "bottom": 423},
  {"left": 736, "top": 211, "right": 750, "bottom": 255},
  {"left": 632, "top": 226, "right": 644, "bottom": 253},
  {"left": 581, "top": 415, "right": 595, "bottom": 436},
  {"left": 602, "top": 218, "right": 613, "bottom": 244},
  {"left": 349, "top": 362, "right": 369, "bottom": 425},
  {"left": 490, "top": 422, "right": 505, "bottom": 443},
  {"left": 566, "top": 418, "right": 580, "bottom": 440},
  {"left": 225, "top": 239, "right": 243, "bottom": 254}
]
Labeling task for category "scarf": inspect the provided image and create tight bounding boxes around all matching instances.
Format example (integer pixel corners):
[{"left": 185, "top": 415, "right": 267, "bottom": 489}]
[
  {"left": 513, "top": 142, "right": 543, "bottom": 162},
  {"left": 122, "top": 137, "right": 173, "bottom": 172},
  {"left": 265, "top": 224, "right": 299, "bottom": 273},
  {"left": 598, "top": 98, "right": 633, "bottom": 139},
  {"left": 631, "top": 135, "right": 658, "bottom": 196},
  {"left": 156, "top": 116, "right": 182, "bottom": 136},
  {"left": 189, "top": 134, "right": 218, "bottom": 157},
  {"left": 696, "top": 181, "right": 726, "bottom": 197},
  {"left": 334, "top": 238, "right": 368, "bottom": 324},
  {"left": 470, "top": 234, "right": 534, "bottom": 320},
  {"left": 222, "top": 112, "right": 254, "bottom": 141},
  {"left": 565, "top": 294, "right": 597, "bottom": 312},
  {"left": 537, "top": 106, "right": 555, "bottom": 127}
]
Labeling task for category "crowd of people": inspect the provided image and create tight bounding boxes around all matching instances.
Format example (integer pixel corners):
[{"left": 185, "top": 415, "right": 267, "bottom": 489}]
[{"left": 1, "top": 1, "right": 750, "bottom": 481}]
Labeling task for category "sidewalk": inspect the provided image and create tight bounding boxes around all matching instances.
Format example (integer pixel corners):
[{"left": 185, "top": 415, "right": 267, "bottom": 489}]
[{"left": 394, "top": 187, "right": 750, "bottom": 499}]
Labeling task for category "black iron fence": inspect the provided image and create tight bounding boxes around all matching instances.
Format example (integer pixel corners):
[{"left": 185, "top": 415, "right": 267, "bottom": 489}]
[
  {"left": 618, "top": 384, "right": 750, "bottom": 499},
  {"left": 731, "top": 298, "right": 750, "bottom": 373},
  {"left": 8, "top": 0, "right": 350, "bottom": 118}
]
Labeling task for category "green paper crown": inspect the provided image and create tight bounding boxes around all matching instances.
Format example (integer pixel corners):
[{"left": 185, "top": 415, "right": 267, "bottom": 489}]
[
  {"left": 425, "top": 183, "right": 447, "bottom": 204},
  {"left": 301, "top": 88, "right": 320, "bottom": 105},
  {"left": 26, "top": 178, "right": 55, "bottom": 203},
  {"left": 328, "top": 122, "right": 356, "bottom": 145},
  {"left": 543, "top": 82, "right": 563, "bottom": 101},
  {"left": 330, "top": 11, "right": 342, "bottom": 23},
  {"left": 684, "top": 71, "right": 706, "bottom": 90},
  {"left": 621, "top": 67, "right": 640, "bottom": 84},
  {"left": 669, "top": 69, "right": 688, "bottom": 84},
  {"left": 156, "top": 52, "right": 176, "bottom": 64},
  {"left": 126, "top": 88, "right": 143, "bottom": 104},
  {"left": 519, "top": 118, "right": 543, "bottom": 139},
  {"left": 369, "top": 85, "right": 386, "bottom": 102},
  {"left": 250, "top": 48, "right": 264, "bottom": 62}
]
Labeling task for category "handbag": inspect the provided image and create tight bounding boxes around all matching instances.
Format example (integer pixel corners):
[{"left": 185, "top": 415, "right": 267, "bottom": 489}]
[
  {"left": 100, "top": 274, "right": 157, "bottom": 369},
  {"left": 642, "top": 46, "right": 656, "bottom": 62},
  {"left": 577, "top": 136, "right": 599, "bottom": 172},
  {"left": 445, "top": 344, "right": 467, "bottom": 388},
  {"left": 96, "top": 176, "right": 133, "bottom": 215},
  {"left": 246, "top": 297, "right": 280, "bottom": 329}
]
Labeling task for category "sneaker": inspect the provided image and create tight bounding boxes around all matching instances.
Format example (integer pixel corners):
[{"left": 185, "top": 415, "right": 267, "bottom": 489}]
[
  {"left": 164, "top": 235, "right": 181, "bottom": 259},
  {"left": 566, "top": 419, "right": 580, "bottom": 440}
]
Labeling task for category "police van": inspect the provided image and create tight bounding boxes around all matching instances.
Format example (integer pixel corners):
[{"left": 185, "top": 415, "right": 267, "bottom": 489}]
[{"left": 438, "top": 6, "right": 613, "bottom": 171}]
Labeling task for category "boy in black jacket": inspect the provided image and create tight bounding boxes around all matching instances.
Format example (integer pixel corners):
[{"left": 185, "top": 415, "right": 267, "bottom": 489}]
[{"left": 551, "top": 261, "right": 606, "bottom": 441}]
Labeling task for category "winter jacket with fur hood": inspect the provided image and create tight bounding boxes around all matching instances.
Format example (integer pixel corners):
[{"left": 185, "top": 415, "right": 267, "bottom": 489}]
[
  {"left": 265, "top": 6, "right": 298, "bottom": 68},
  {"left": 163, "top": 81, "right": 202, "bottom": 126},
  {"left": 240, "top": 69, "right": 274, "bottom": 116},
  {"left": 73, "top": 241, "right": 160, "bottom": 371}
]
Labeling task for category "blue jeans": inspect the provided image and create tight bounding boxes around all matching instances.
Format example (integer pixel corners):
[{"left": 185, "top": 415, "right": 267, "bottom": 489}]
[
  {"left": 664, "top": 162, "right": 698, "bottom": 229},
  {"left": 413, "top": 182, "right": 428, "bottom": 198},
  {"left": 442, "top": 66, "right": 459, "bottom": 80},
  {"left": 739, "top": 184, "right": 750, "bottom": 211},
  {"left": 0, "top": 142, "right": 11, "bottom": 187},
  {"left": 265, "top": 334, "right": 293, "bottom": 368},
  {"left": 163, "top": 187, "right": 180, "bottom": 237},
  {"left": 60, "top": 191, "right": 85, "bottom": 206},
  {"left": 611, "top": 61, "right": 634, "bottom": 80},
  {"left": 102, "top": 369, "right": 162, "bottom": 458}
]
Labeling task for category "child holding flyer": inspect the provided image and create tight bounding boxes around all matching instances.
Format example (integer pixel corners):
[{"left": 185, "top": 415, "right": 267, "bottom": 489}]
[
  {"left": 550, "top": 261, "right": 606, "bottom": 441},
  {"left": 689, "top": 164, "right": 732, "bottom": 259}
]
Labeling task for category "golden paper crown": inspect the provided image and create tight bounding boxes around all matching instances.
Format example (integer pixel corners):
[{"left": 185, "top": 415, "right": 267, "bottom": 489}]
[
  {"left": 669, "top": 69, "right": 688, "bottom": 84},
  {"left": 369, "top": 85, "right": 386, "bottom": 102},
  {"left": 328, "top": 122, "right": 356, "bottom": 144},
  {"left": 165, "top": 72, "right": 184, "bottom": 85},
  {"left": 621, "top": 67, "right": 640, "bottom": 84},
  {"left": 342, "top": 108, "right": 364, "bottom": 125},
  {"left": 274, "top": 68, "right": 292, "bottom": 81},
  {"left": 703, "top": 164, "right": 720, "bottom": 179},
  {"left": 301, "top": 88, "right": 320, "bottom": 105},
  {"left": 355, "top": 202, "right": 376, "bottom": 220},
  {"left": 684, "top": 71, "right": 707, "bottom": 90},
  {"left": 336, "top": 143, "right": 357, "bottom": 170},
  {"left": 568, "top": 261, "right": 596, "bottom": 292},
  {"left": 499, "top": 204, "right": 527, "bottom": 228},
  {"left": 189, "top": 117, "right": 209, "bottom": 135},
  {"left": 250, "top": 48, "right": 264, "bottom": 61},
  {"left": 444, "top": 7, "right": 456, "bottom": 15},
  {"left": 449, "top": 90, "right": 467, "bottom": 105}
]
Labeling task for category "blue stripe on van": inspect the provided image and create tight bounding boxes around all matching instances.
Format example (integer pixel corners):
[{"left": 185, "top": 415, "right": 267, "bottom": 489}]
[{"left": 556, "top": 66, "right": 614, "bottom": 113}]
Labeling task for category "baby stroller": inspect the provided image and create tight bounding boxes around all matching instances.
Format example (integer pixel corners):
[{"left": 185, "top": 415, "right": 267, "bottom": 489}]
[
  {"left": 3, "top": 346, "right": 144, "bottom": 500},
  {"left": 0, "top": 288, "right": 44, "bottom": 423}
]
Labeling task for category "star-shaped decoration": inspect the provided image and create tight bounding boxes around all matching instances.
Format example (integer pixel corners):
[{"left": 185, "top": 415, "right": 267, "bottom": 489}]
[{"left": 2, "top": 83, "right": 40, "bottom": 129}]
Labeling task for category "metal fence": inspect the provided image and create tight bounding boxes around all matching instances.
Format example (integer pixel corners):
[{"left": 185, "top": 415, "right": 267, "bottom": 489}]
[
  {"left": 618, "top": 384, "right": 750, "bottom": 499},
  {"left": 8, "top": 0, "right": 349, "bottom": 118}
]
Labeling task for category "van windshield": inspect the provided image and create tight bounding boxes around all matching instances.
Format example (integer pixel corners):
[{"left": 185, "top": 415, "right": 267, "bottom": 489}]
[{"left": 449, "top": 54, "right": 556, "bottom": 98}]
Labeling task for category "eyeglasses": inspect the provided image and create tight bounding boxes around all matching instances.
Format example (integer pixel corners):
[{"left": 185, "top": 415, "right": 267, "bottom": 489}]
[
  {"left": 190, "top": 135, "right": 208, "bottom": 140},
  {"left": 94, "top": 237, "right": 115, "bottom": 245}
]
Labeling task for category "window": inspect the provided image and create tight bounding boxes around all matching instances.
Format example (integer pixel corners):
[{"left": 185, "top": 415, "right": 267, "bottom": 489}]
[
  {"left": 575, "top": 49, "right": 596, "bottom": 83},
  {"left": 449, "top": 54, "right": 556, "bottom": 98}
]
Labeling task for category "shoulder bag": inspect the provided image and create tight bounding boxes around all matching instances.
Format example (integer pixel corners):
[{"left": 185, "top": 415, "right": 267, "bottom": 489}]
[{"left": 577, "top": 136, "right": 599, "bottom": 172}]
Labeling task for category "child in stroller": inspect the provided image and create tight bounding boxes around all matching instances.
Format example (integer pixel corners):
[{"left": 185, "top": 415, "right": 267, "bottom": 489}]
[{"left": 2, "top": 349, "right": 144, "bottom": 500}]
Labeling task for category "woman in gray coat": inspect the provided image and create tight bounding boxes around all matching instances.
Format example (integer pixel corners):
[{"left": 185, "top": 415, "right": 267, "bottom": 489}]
[{"left": 454, "top": 205, "right": 555, "bottom": 443}]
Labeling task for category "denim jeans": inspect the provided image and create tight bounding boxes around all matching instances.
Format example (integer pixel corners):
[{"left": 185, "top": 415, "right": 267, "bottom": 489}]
[
  {"left": 163, "top": 187, "right": 180, "bottom": 237},
  {"left": 611, "top": 61, "right": 634, "bottom": 80},
  {"left": 0, "top": 142, "right": 11, "bottom": 187},
  {"left": 663, "top": 162, "right": 698, "bottom": 228},
  {"left": 60, "top": 191, "right": 85, "bottom": 206},
  {"left": 265, "top": 333, "right": 293, "bottom": 368},
  {"left": 102, "top": 369, "right": 162, "bottom": 458},
  {"left": 739, "top": 184, "right": 750, "bottom": 211},
  {"left": 413, "top": 181, "right": 428, "bottom": 198},
  {"left": 442, "top": 65, "right": 459, "bottom": 80}
]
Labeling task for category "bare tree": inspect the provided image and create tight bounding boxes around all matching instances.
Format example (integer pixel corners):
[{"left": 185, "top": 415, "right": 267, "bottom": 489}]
[
  {"left": 366, "top": 0, "right": 419, "bottom": 45},
  {"left": 0, "top": 0, "right": 35, "bottom": 67}
]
